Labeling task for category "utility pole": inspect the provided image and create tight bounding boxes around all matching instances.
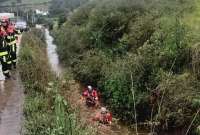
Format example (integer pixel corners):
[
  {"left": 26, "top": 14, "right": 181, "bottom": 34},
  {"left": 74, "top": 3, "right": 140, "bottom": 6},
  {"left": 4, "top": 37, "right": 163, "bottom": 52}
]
[
  {"left": 26, "top": 11, "right": 29, "bottom": 22},
  {"left": 11, "top": 2, "right": 15, "bottom": 13},
  {"left": 16, "top": 0, "right": 21, "bottom": 21},
  {"left": 31, "top": 10, "right": 35, "bottom": 25},
  {"left": 17, "top": 6, "right": 18, "bottom": 21}
]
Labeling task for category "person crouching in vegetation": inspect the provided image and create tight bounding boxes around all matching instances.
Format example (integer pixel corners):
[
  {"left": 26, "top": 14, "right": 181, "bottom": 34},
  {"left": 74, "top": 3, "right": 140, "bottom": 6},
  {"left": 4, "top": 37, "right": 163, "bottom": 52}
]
[
  {"left": 82, "top": 85, "right": 99, "bottom": 107},
  {"left": 93, "top": 107, "right": 112, "bottom": 125}
]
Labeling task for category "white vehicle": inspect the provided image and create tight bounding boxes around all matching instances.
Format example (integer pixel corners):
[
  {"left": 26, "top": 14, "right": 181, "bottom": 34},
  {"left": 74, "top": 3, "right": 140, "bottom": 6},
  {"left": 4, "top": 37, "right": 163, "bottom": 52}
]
[
  {"left": 15, "top": 21, "right": 29, "bottom": 32},
  {"left": 0, "top": 13, "right": 15, "bottom": 19}
]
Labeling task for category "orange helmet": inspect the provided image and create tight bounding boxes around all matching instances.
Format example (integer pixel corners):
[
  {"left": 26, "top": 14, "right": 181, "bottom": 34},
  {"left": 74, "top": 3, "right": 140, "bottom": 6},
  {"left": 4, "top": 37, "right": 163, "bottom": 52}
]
[
  {"left": 1, "top": 16, "right": 9, "bottom": 22},
  {"left": 0, "top": 16, "right": 9, "bottom": 27}
]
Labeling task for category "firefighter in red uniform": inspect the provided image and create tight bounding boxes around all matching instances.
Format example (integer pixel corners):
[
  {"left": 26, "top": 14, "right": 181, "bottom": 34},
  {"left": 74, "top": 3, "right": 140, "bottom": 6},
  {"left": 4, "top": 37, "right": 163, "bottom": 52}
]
[
  {"left": 93, "top": 107, "right": 112, "bottom": 125},
  {"left": 0, "top": 22, "right": 11, "bottom": 79},
  {"left": 1, "top": 16, "right": 20, "bottom": 69},
  {"left": 82, "top": 85, "right": 99, "bottom": 107}
]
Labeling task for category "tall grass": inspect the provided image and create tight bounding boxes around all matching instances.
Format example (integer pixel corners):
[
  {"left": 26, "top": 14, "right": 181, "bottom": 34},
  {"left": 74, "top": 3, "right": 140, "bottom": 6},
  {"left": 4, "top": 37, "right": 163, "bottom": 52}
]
[{"left": 18, "top": 29, "right": 94, "bottom": 135}]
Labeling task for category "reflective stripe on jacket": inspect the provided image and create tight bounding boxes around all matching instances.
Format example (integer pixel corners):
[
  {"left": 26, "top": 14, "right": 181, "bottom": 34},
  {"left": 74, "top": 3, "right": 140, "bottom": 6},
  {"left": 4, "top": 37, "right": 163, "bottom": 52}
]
[{"left": 0, "top": 51, "right": 8, "bottom": 56}]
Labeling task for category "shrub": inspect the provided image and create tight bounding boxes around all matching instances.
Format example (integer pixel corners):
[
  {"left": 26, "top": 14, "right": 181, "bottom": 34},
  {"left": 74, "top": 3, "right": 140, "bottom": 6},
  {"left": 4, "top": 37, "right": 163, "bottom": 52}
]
[
  {"left": 156, "top": 73, "right": 200, "bottom": 129},
  {"left": 73, "top": 49, "right": 110, "bottom": 85},
  {"left": 191, "top": 43, "right": 200, "bottom": 80}
]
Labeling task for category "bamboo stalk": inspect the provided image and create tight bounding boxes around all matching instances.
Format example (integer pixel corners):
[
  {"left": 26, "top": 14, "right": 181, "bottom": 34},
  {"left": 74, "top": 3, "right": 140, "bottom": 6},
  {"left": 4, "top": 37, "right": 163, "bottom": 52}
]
[
  {"left": 131, "top": 73, "right": 139, "bottom": 135},
  {"left": 152, "top": 57, "right": 177, "bottom": 133},
  {"left": 185, "top": 109, "right": 200, "bottom": 135}
]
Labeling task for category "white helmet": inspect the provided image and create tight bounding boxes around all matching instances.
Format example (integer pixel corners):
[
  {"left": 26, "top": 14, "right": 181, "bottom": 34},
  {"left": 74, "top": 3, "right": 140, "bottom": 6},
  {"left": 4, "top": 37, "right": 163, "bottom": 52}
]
[
  {"left": 101, "top": 107, "right": 107, "bottom": 113},
  {"left": 88, "top": 85, "right": 92, "bottom": 91}
]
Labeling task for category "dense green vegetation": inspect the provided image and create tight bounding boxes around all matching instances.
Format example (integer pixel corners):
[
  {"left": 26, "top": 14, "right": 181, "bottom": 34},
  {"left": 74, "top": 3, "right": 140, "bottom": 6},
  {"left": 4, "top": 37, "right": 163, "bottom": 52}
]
[
  {"left": 49, "top": 0, "right": 88, "bottom": 16},
  {"left": 18, "top": 29, "right": 94, "bottom": 135},
  {"left": 52, "top": 0, "right": 200, "bottom": 134},
  {"left": 49, "top": 0, "right": 88, "bottom": 28}
]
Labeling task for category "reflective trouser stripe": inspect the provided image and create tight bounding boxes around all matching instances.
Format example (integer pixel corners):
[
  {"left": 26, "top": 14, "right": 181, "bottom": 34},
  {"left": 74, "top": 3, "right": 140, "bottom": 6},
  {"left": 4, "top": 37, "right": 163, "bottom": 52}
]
[
  {"left": 3, "top": 56, "right": 6, "bottom": 62},
  {"left": 3, "top": 70, "right": 9, "bottom": 74},
  {"left": 12, "top": 59, "right": 17, "bottom": 62},
  {"left": 7, "top": 61, "right": 12, "bottom": 64},
  {"left": 12, "top": 45, "right": 15, "bottom": 52},
  {"left": 0, "top": 52, "right": 8, "bottom": 56},
  {"left": 8, "top": 40, "right": 16, "bottom": 45}
]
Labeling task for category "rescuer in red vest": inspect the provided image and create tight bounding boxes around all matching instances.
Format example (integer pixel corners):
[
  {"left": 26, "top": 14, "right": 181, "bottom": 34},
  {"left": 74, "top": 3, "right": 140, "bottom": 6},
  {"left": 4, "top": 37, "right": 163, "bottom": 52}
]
[
  {"left": 93, "top": 107, "right": 112, "bottom": 125},
  {"left": 82, "top": 85, "right": 99, "bottom": 107}
]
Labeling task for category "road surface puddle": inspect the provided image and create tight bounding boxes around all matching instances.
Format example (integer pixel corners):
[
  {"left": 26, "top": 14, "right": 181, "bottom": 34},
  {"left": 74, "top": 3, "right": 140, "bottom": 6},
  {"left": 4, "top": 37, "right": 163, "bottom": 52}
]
[
  {"left": 0, "top": 36, "right": 24, "bottom": 135},
  {"left": 0, "top": 72, "right": 24, "bottom": 135}
]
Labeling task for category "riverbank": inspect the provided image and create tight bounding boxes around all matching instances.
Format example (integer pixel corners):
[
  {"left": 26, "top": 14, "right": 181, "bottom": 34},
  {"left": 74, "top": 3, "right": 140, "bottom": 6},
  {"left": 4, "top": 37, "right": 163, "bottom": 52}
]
[{"left": 19, "top": 28, "right": 94, "bottom": 135}]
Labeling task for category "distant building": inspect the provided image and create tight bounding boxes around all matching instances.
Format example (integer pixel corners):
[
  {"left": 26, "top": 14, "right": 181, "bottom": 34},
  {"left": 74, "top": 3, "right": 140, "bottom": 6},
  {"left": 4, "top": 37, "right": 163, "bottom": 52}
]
[
  {"left": 35, "top": 9, "right": 48, "bottom": 16},
  {"left": 0, "top": 13, "right": 15, "bottom": 19}
]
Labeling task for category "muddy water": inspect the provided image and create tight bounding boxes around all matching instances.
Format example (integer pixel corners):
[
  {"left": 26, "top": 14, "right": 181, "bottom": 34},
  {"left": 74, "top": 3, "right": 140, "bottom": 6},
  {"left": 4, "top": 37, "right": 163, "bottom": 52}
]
[
  {"left": 45, "top": 29, "right": 186, "bottom": 135},
  {"left": 45, "top": 29, "right": 63, "bottom": 77},
  {"left": 0, "top": 36, "right": 24, "bottom": 135}
]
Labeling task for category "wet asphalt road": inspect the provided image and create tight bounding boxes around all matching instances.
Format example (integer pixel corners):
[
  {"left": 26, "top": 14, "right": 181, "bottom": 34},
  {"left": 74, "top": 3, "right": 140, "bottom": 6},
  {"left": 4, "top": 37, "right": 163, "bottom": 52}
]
[{"left": 0, "top": 36, "right": 24, "bottom": 135}]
